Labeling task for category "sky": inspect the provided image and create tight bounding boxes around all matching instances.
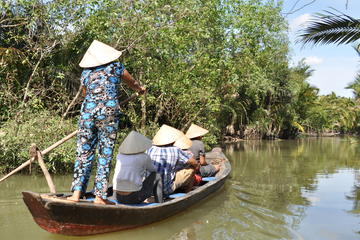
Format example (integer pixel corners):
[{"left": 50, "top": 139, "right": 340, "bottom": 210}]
[{"left": 282, "top": 0, "right": 360, "bottom": 98}]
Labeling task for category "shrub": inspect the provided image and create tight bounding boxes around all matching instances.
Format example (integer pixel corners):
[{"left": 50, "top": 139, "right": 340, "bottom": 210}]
[
  {"left": 0, "top": 110, "right": 77, "bottom": 174},
  {"left": 0, "top": 109, "right": 147, "bottom": 174}
]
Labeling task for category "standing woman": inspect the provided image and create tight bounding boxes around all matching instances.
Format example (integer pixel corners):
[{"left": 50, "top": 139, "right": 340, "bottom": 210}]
[{"left": 67, "top": 40, "right": 146, "bottom": 204}]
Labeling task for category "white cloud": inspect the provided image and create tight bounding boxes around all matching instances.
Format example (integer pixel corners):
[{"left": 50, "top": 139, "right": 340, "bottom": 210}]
[
  {"left": 304, "top": 56, "right": 324, "bottom": 65},
  {"left": 307, "top": 57, "right": 358, "bottom": 97},
  {"left": 289, "top": 13, "right": 311, "bottom": 32}
]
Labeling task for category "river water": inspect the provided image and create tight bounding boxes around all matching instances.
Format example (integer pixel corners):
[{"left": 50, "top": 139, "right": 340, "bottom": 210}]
[{"left": 1, "top": 137, "right": 360, "bottom": 239}]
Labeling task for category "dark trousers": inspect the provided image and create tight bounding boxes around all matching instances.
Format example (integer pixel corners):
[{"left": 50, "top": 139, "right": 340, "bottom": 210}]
[{"left": 113, "top": 172, "right": 163, "bottom": 204}]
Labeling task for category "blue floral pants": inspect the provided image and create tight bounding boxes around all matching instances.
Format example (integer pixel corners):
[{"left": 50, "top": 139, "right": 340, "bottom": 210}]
[{"left": 71, "top": 99, "right": 120, "bottom": 199}]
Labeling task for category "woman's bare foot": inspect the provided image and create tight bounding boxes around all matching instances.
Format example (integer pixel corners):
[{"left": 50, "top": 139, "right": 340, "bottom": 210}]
[
  {"left": 93, "top": 196, "right": 115, "bottom": 205},
  {"left": 93, "top": 196, "right": 106, "bottom": 205},
  {"left": 66, "top": 190, "right": 81, "bottom": 202},
  {"left": 144, "top": 196, "right": 155, "bottom": 203}
]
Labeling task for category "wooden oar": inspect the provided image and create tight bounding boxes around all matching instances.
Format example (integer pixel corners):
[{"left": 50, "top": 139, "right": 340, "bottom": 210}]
[{"left": 0, "top": 93, "right": 140, "bottom": 183}]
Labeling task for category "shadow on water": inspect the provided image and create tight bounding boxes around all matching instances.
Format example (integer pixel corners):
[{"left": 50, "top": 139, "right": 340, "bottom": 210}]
[{"left": 2, "top": 137, "right": 360, "bottom": 239}]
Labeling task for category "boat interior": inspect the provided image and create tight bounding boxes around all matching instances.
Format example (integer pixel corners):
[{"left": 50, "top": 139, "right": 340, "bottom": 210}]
[{"left": 41, "top": 176, "right": 218, "bottom": 207}]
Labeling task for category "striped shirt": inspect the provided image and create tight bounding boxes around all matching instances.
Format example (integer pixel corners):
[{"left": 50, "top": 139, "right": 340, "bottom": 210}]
[{"left": 146, "top": 146, "right": 191, "bottom": 196}]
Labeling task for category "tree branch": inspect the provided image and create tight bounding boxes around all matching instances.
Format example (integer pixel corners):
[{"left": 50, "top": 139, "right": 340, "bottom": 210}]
[
  {"left": 117, "top": 9, "right": 190, "bottom": 53},
  {"left": 1, "top": 22, "right": 28, "bottom": 28},
  {"left": 22, "top": 51, "right": 44, "bottom": 103},
  {"left": 62, "top": 84, "right": 83, "bottom": 119},
  {"left": 283, "top": 0, "right": 317, "bottom": 16},
  {"left": 21, "top": 41, "right": 58, "bottom": 104}
]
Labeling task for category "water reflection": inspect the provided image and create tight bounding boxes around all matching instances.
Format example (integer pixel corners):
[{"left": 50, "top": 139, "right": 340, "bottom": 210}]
[
  {"left": 1, "top": 137, "right": 360, "bottom": 239},
  {"left": 226, "top": 137, "right": 360, "bottom": 239},
  {"left": 346, "top": 170, "right": 360, "bottom": 214}
]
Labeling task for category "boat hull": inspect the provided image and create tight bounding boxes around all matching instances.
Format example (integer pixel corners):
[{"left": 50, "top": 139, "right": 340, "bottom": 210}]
[{"left": 22, "top": 149, "right": 231, "bottom": 236}]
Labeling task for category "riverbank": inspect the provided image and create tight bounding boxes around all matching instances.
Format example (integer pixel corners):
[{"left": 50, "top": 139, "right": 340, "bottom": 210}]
[
  {"left": 1, "top": 106, "right": 359, "bottom": 175},
  {"left": 222, "top": 131, "right": 351, "bottom": 143}
]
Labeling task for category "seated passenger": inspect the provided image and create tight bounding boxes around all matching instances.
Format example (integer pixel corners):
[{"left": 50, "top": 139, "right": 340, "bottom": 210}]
[
  {"left": 174, "top": 134, "right": 202, "bottom": 186},
  {"left": 112, "top": 131, "right": 163, "bottom": 204},
  {"left": 146, "top": 124, "right": 199, "bottom": 197},
  {"left": 174, "top": 134, "right": 193, "bottom": 157},
  {"left": 186, "top": 124, "right": 220, "bottom": 177}
]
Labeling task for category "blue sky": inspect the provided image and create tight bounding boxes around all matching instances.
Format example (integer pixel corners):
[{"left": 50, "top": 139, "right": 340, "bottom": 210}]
[{"left": 282, "top": 0, "right": 360, "bottom": 97}]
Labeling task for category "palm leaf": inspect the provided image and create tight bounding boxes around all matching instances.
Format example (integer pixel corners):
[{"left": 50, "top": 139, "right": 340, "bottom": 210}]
[
  {"left": 292, "top": 121, "right": 305, "bottom": 132},
  {"left": 297, "top": 11, "right": 360, "bottom": 46},
  {"left": 354, "top": 45, "right": 360, "bottom": 56}
]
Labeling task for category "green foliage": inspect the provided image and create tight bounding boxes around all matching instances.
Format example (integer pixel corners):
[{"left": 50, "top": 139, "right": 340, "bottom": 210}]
[
  {"left": 346, "top": 73, "right": 360, "bottom": 99},
  {"left": 1, "top": 0, "right": 292, "bottom": 138},
  {"left": 2, "top": 0, "right": 360, "bottom": 174},
  {"left": 311, "top": 94, "right": 360, "bottom": 133},
  {"left": 0, "top": 109, "right": 77, "bottom": 174}
]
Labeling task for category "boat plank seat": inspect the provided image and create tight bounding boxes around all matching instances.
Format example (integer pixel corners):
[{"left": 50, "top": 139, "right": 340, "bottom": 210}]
[
  {"left": 168, "top": 193, "right": 186, "bottom": 198},
  {"left": 202, "top": 177, "right": 216, "bottom": 182}
]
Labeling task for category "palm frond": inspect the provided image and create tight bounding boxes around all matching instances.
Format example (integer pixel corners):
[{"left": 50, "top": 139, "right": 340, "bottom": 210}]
[
  {"left": 354, "top": 44, "right": 360, "bottom": 56},
  {"left": 297, "top": 11, "right": 360, "bottom": 46}
]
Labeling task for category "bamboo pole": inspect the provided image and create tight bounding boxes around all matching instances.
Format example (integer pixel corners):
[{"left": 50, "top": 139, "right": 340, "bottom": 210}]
[
  {"left": 41, "top": 130, "right": 78, "bottom": 155},
  {"left": 0, "top": 130, "right": 78, "bottom": 183}
]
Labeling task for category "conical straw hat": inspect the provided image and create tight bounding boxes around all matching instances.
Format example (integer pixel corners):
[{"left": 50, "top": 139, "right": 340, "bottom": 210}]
[
  {"left": 79, "top": 40, "right": 122, "bottom": 68},
  {"left": 174, "top": 134, "right": 193, "bottom": 150},
  {"left": 152, "top": 124, "right": 183, "bottom": 146},
  {"left": 118, "top": 131, "right": 152, "bottom": 154},
  {"left": 185, "top": 123, "right": 209, "bottom": 139}
]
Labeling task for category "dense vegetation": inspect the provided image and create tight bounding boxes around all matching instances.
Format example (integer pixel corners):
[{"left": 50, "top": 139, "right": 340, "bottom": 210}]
[{"left": 1, "top": 0, "right": 360, "bottom": 174}]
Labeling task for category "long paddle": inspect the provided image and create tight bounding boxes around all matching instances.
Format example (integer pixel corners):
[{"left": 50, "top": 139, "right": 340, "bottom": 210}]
[{"left": 0, "top": 93, "right": 140, "bottom": 183}]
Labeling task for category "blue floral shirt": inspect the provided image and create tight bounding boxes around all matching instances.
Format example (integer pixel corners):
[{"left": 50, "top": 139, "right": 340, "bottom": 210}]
[{"left": 81, "top": 62, "right": 125, "bottom": 102}]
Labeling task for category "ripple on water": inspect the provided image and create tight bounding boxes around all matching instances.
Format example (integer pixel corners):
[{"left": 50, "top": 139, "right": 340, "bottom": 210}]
[
  {"left": 0, "top": 198, "right": 21, "bottom": 206},
  {"left": 225, "top": 181, "right": 304, "bottom": 239}
]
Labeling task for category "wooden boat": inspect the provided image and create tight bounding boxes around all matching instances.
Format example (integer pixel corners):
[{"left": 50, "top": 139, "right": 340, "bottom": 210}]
[{"left": 22, "top": 148, "right": 231, "bottom": 236}]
